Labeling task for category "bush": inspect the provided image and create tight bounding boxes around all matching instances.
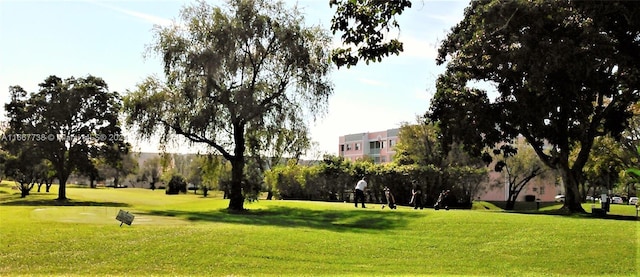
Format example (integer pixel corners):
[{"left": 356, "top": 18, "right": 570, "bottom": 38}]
[{"left": 166, "top": 175, "right": 187, "bottom": 195}]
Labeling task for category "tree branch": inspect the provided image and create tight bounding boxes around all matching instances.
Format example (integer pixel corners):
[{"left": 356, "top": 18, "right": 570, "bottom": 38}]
[{"left": 158, "top": 119, "right": 234, "bottom": 161}]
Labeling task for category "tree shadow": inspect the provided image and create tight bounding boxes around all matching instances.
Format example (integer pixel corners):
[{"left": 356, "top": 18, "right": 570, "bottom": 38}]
[
  {"left": 0, "top": 198, "right": 129, "bottom": 207},
  {"left": 144, "top": 206, "right": 422, "bottom": 232},
  {"left": 504, "top": 209, "right": 639, "bottom": 221}
]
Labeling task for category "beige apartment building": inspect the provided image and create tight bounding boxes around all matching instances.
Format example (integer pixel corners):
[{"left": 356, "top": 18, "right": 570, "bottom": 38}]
[{"left": 338, "top": 128, "right": 400, "bottom": 164}]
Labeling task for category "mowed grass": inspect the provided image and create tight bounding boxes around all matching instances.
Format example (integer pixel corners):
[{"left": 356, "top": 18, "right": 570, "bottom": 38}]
[{"left": 0, "top": 181, "right": 638, "bottom": 276}]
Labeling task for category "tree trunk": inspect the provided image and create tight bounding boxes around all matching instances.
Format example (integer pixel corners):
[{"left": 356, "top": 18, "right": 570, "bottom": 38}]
[
  {"left": 20, "top": 182, "right": 30, "bottom": 198},
  {"left": 505, "top": 198, "right": 515, "bottom": 210},
  {"left": 90, "top": 177, "right": 96, "bottom": 188},
  {"left": 227, "top": 122, "right": 246, "bottom": 211},
  {"left": 228, "top": 157, "right": 245, "bottom": 210},
  {"left": 57, "top": 176, "right": 68, "bottom": 201},
  {"left": 559, "top": 167, "right": 586, "bottom": 213}
]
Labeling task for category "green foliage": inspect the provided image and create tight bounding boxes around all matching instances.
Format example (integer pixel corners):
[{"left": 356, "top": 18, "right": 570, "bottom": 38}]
[
  {"left": 443, "top": 165, "right": 487, "bottom": 207},
  {"left": 242, "top": 158, "right": 265, "bottom": 201},
  {"left": 393, "top": 120, "right": 442, "bottom": 166},
  {"left": 391, "top": 120, "right": 489, "bottom": 205},
  {"left": 4, "top": 76, "right": 126, "bottom": 200},
  {"left": 624, "top": 146, "right": 640, "bottom": 196},
  {"left": 263, "top": 154, "right": 483, "bottom": 207},
  {"left": 329, "top": 0, "right": 412, "bottom": 68},
  {"left": 166, "top": 174, "right": 187, "bottom": 195},
  {"left": 582, "top": 136, "right": 626, "bottom": 197},
  {"left": 140, "top": 157, "right": 161, "bottom": 190},
  {"left": 429, "top": 0, "right": 640, "bottom": 213},
  {"left": 266, "top": 159, "right": 307, "bottom": 200},
  {"left": 123, "top": 0, "right": 334, "bottom": 210}
]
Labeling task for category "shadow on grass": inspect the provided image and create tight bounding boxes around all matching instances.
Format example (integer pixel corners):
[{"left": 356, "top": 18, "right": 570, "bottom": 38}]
[
  {"left": 485, "top": 201, "right": 638, "bottom": 221},
  {"left": 0, "top": 197, "right": 129, "bottom": 207},
  {"left": 144, "top": 206, "right": 422, "bottom": 232},
  {"left": 504, "top": 209, "right": 639, "bottom": 221}
]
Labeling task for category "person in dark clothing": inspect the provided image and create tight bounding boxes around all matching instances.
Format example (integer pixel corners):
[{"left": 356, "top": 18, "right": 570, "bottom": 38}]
[{"left": 412, "top": 187, "right": 423, "bottom": 210}]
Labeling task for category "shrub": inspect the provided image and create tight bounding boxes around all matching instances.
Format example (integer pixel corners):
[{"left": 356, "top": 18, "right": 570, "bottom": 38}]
[{"left": 166, "top": 175, "right": 187, "bottom": 195}]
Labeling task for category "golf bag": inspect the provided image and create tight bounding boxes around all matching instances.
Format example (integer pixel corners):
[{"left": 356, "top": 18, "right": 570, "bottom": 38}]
[
  {"left": 383, "top": 187, "right": 397, "bottom": 209},
  {"left": 434, "top": 190, "right": 449, "bottom": 210},
  {"left": 388, "top": 199, "right": 397, "bottom": 209}
]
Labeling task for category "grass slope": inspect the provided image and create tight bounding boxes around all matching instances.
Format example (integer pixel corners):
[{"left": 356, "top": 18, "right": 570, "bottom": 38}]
[{"left": 0, "top": 181, "right": 638, "bottom": 276}]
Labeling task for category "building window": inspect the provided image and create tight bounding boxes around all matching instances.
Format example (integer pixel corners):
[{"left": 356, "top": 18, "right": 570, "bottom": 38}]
[
  {"left": 346, "top": 144, "right": 351, "bottom": 151},
  {"left": 381, "top": 156, "right": 386, "bottom": 163},
  {"left": 390, "top": 139, "right": 396, "bottom": 147},
  {"left": 381, "top": 141, "right": 385, "bottom": 149},
  {"left": 539, "top": 187, "right": 545, "bottom": 195},
  {"left": 355, "top": 143, "right": 360, "bottom": 150},
  {"left": 340, "top": 144, "right": 345, "bottom": 152},
  {"left": 369, "top": 141, "right": 382, "bottom": 149}
]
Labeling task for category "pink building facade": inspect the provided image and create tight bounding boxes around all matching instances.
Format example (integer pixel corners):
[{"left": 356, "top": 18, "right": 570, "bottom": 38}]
[
  {"left": 478, "top": 171, "right": 561, "bottom": 202},
  {"left": 477, "top": 137, "right": 561, "bottom": 202},
  {"left": 338, "top": 128, "right": 399, "bottom": 164}
]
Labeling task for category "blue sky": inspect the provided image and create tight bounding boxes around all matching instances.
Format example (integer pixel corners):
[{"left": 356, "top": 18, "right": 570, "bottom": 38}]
[{"left": 0, "top": 0, "right": 470, "bottom": 158}]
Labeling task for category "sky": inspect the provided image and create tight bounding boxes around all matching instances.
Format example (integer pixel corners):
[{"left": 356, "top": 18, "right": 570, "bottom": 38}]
[{"left": 0, "top": 0, "right": 470, "bottom": 158}]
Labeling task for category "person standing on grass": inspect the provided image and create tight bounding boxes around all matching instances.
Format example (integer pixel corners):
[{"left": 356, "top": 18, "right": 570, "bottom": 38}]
[
  {"left": 354, "top": 176, "right": 367, "bottom": 208},
  {"left": 412, "top": 187, "right": 423, "bottom": 210}
]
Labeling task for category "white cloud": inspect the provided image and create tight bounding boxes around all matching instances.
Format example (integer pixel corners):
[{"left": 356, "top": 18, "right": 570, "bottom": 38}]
[
  {"left": 357, "top": 78, "right": 387, "bottom": 87},
  {"left": 425, "top": 13, "right": 463, "bottom": 26},
  {"left": 400, "top": 35, "right": 439, "bottom": 60},
  {"left": 88, "top": 1, "right": 173, "bottom": 27}
]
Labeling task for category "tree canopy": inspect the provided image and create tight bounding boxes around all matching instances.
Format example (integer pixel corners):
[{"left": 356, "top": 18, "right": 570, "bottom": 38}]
[
  {"left": 428, "top": 0, "right": 640, "bottom": 213},
  {"left": 4, "top": 75, "right": 126, "bottom": 200},
  {"left": 329, "top": 0, "right": 412, "bottom": 68},
  {"left": 123, "top": 0, "right": 334, "bottom": 210}
]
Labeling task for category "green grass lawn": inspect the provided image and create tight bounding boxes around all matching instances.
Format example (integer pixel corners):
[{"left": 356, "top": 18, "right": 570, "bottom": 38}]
[{"left": 0, "top": 181, "right": 638, "bottom": 276}]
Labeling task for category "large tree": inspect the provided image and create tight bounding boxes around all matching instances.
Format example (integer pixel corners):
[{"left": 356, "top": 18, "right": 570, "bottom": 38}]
[
  {"left": 123, "top": 0, "right": 333, "bottom": 210},
  {"left": 5, "top": 76, "right": 126, "bottom": 200},
  {"left": 429, "top": 0, "right": 640, "bottom": 213}
]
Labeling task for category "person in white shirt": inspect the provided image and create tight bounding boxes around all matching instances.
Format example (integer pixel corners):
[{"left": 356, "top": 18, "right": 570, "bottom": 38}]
[{"left": 354, "top": 176, "right": 367, "bottom": 208}]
